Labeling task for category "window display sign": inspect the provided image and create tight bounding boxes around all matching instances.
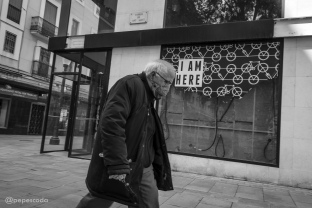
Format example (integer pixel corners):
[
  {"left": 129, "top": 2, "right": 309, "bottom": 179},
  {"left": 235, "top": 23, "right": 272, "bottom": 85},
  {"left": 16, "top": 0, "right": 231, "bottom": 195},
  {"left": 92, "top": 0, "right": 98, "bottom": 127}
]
[
  {"left": 175, "top": 59, "right": 203, "bottom": 87},
  {"left": 162, "top": 41, "right": 281, "bottom": 99}
]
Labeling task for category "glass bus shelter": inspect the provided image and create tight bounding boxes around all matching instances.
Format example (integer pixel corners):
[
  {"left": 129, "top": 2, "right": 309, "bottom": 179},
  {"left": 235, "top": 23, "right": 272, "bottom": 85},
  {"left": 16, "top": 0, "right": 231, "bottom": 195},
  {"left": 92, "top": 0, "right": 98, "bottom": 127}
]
[{"left": 40, "top": 50, "right": 111, "bottom": 159}]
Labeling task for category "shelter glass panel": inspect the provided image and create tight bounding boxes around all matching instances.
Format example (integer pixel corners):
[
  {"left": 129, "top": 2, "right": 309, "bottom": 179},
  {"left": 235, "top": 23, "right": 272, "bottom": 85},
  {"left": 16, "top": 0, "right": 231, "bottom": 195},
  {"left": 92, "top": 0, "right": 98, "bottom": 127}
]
[
  {"left": 43, "top": 75, "right": 74, "bottom": 151},
  {"left": 69, "top": 51, "right": 109, "bottom": 159}
]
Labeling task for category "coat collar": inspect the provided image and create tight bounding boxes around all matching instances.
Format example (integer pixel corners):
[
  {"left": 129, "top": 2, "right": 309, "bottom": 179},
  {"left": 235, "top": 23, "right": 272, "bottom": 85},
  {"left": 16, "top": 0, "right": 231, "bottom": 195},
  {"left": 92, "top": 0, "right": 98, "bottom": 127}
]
[{"left": 138, "top": 72, "right": 155, "bottom": 103}]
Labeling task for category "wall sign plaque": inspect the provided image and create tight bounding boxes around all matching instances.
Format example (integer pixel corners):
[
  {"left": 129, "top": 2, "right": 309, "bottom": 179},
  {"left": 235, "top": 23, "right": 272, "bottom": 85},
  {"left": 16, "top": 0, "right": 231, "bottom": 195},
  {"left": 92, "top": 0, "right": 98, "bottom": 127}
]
[{"left": 129, "top": 12, "right": 148, "bottom": 25}]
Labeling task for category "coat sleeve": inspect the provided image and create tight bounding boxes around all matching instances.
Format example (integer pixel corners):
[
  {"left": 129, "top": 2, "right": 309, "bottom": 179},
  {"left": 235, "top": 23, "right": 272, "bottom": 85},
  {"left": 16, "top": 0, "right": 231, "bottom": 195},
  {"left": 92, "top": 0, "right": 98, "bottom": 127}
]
[{"left": 99, "top": 79, "right": 135, "bottom": 175}]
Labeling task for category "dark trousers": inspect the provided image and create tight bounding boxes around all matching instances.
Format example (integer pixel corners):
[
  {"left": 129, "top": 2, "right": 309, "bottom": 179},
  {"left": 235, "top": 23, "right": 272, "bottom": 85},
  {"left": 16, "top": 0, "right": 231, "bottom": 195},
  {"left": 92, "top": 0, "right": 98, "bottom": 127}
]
[{"left": 76, "top": 165, "right": 159, "bottom": 208}]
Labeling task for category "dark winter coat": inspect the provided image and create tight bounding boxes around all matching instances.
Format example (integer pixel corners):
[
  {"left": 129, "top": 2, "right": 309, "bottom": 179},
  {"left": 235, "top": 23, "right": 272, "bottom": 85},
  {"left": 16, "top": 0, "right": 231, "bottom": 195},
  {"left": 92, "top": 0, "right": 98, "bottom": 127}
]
[{"left": 85, "top": 72, "right": 173, "bottom": 207}]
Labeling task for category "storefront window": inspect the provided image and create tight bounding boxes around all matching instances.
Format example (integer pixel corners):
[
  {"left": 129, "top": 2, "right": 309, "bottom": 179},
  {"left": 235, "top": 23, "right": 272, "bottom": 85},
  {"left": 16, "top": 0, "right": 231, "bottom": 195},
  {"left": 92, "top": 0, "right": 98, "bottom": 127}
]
[
  {"left": 0, "top": 98, "right": 10, "bottom": 128},
  {"left": 160, "top": 40, "right": 282, "bottom": 166},
  {"left": 165, "top": 0, "right": 282, "bottom": 28}
]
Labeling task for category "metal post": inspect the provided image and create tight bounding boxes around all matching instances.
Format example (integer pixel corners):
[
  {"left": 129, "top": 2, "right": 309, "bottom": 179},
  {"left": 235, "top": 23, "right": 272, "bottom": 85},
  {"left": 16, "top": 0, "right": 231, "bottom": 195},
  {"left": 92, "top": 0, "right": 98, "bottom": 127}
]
[
  {"left": 40, "top": 53, "right": 56, "bottom": 153},
  {"left": 68, "top": 52, "right": 84, "bottom": 157},
  {"left": 49, "top": 63, "right": 69, "bottom": 145}
]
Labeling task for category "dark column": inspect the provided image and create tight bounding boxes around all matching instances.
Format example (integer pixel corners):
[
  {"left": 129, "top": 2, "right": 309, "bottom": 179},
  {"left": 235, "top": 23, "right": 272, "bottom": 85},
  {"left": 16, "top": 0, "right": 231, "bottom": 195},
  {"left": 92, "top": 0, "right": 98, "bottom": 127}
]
[{"left": 58, "top": 0, "right": 72, "bottom": 36}]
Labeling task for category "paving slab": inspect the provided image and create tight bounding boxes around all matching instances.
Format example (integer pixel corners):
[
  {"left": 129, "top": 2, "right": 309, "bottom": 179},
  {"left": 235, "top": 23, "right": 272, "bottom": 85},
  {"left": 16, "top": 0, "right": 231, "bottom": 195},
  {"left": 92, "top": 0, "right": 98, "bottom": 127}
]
[
  {"left": 209, "top": 182, "right": 239, "bottom": 197},
  {"left": 184, "top": 178, "right": 216, "bottom": 192},
  {"left": 200, "top": 196, "right": 232, "bottom": 207},
  {"left": 290, "top": 191, "right": 312, "bottom": 205},
  {"left": 172, "top": 176, "right": 194, "bottom": 189},
  {"left": 264, "top": 188, "right": 296, "bottom": 207},
  {"left": 163, "top": 192, "right": 202, "bottom": 208},
  {"left": 295, "top": 202, "right": 312, "bottom": 208},
  {"left": 0, "top": 135, "right": 312, "bottom": 208},
  {"left": 34, "top": 194, "right": 82, "bottom": 208},
  {"left": 236, "top": 185, "right": 264, "bottom": 201},
  {"left": 31, "top": 186, "right": 81, "bottom": 200}
]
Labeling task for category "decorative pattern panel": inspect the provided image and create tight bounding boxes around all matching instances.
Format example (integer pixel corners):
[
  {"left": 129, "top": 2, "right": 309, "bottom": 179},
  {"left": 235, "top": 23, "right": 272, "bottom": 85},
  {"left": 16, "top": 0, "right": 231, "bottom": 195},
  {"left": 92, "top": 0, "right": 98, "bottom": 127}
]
[
  {"left": 28, "top": 104, "right": 45, "bottom": 135},
  {"left": 162, "top": 40, "right": 281, "bottom": 98}
]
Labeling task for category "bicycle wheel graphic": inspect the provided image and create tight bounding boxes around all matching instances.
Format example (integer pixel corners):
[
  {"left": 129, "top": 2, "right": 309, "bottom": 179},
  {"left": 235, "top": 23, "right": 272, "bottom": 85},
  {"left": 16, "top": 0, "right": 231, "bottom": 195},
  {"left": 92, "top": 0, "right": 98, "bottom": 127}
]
[
  {"left": 217, "top": 87, "right": 226, "bottom": 96},
  {"left": 212, "top": 53, "right": 222, "bottom": 62},
  {"left": 232, "top": 87, "right": 243, "bottom": 97},
  {"left": 211, "top": 64, "right": 221, "bottom": 73},
  {"left": 226, "top": 64, "right": 236, "bottom": 73},
  {"left": 167, "top": 47, "right": 175, "bottom": 53},
  {"left": 226, "top": 52, "right": 236, "bottom": 61},
  {"left": 241, "top": 63, "right": 252, "bottom": 73},
  {"left": 258, "top": 51, "right": 269, "bottom": 60},
  {"left": 203, "top": 63, "right": 209, "bottom": 72},
  {"left": 233, "top": 75, "right": 243, "bottom": 84},
  {"left": 267, "top": 42, "right": 279, "bottom": 48},
  {"left": 192, "top": 46, "right": 201, "bottom": 52},
  {"left": 235, "top": 44, "right": 245, "bottom": 50},
  {"left": 275, "top": 51, "right": 280, "bottom": 60},
  {"left": 206, "top": 45, "right": 215, "bottom": 51},
  {"left": 220, "top": 45, "right": 230, "bottom": 50},
  {"left": 251, "top": 43, "right": 262, "bottom": 49},
  {"left": 248, "top": 75, "right": 259, "bottom": 85},
  {"left": 185, "top": 54, "right": 193, "bottom": 59},
  {"left": 179, "top": 47, "right": 188, "bottom": 52},
  {"left": 203, "top": 87, "right": 212, "bottom": 96},
  {"left": 172, "top": 54, "right": 180, "bottom": 63},
  {"left": 203, "top": 74, "right": 212, "bottom": 84},
  {"left": 257, "top": 63, "right": 268, "bottom": 72},
  {"left": 273, "top": 63, "right": 279, "bottom": 78}
]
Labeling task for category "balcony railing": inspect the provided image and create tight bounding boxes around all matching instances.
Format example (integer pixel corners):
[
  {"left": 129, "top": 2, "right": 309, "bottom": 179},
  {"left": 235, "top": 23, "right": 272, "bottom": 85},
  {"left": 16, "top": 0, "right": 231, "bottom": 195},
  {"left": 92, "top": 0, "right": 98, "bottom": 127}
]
[
  {"left": 30, "top": 16, "right": 58, "bottom": 38},
  {"left": 102, "top": 6, "right": 115, "bottom": 26},
  {"left": 32, "top": 61, "right": 51, "bottom": 79},
  {"left": 7, "top": 4, "right": 21, "bottom": 24}
]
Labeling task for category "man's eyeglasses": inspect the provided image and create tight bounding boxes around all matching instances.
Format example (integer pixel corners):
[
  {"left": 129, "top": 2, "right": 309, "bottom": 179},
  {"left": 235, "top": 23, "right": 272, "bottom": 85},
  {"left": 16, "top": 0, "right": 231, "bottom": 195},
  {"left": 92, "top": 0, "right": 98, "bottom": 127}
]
[{"left": 155, "top": 71, "right": 172, "bottom": 86}]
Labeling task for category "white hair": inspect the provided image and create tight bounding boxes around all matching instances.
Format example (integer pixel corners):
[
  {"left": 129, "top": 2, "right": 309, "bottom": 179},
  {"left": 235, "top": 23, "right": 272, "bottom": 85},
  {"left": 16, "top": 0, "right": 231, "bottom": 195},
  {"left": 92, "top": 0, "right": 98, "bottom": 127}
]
[{"left": 144, "top": 59, "right": 175, "bottom": 76}]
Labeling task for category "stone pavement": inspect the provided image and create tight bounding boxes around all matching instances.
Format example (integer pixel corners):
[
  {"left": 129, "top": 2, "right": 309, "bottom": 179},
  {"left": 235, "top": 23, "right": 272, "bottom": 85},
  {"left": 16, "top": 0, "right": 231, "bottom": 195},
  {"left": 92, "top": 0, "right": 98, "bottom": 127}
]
[{"left": 0, "top": 135, "right": 312, "bottom": 208}]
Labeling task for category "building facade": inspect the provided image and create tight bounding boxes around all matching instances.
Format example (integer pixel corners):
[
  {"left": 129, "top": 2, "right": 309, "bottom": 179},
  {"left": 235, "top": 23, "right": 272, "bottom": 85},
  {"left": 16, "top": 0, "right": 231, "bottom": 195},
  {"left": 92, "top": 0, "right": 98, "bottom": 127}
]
[
  {"left": 31, "top": 0, "right": 312, "bottom": 190},
  {"left": 0, "top": 0, "right": 99, "bottom": 134},
  {"left": 104, "top": 0, "right": 312, "bottom": 189}
]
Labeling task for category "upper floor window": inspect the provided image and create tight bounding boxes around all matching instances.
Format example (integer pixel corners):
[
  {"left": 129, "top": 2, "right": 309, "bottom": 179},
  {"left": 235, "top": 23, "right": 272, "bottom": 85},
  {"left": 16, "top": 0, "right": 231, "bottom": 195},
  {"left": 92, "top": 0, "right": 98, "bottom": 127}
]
[
  {"left": 44, "top": 1, "right": 57, "bottom": 25},
  {"left": 94, "top": 5, "right": 100, "bottom": 18},
  {"left": 97, "top": 0, "right": 117, "bottom": 33},
  {"left": 3, "top": 31, "right": 17, "bottom": 54},
  {"left": 39, "top": 47, "right": 51, "bottom": 64},
  {"left": 7, "top": 0, "right": 23, "bottom": 24},
  {"left": 71, "top": 19, "right": 80, "bottom": 36},
  {"left": 165, "top": 0, "right": 282, "bottom": 28}
]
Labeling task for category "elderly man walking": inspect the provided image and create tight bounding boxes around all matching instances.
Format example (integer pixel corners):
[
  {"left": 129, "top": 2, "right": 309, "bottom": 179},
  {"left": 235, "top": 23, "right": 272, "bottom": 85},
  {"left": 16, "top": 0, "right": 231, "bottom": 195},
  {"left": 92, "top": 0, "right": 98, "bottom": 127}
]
[{"left": 76, "top": 59, "right": 176, "bottom": 208}]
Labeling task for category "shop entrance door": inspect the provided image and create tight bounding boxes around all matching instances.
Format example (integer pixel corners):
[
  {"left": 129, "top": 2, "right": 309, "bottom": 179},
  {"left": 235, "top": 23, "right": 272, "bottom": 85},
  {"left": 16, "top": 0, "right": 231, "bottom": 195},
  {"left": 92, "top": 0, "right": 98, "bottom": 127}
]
[
  {"left": 40, "top": 51, "right": 111, "bottom": 159},
  {"left": 28, "top": 103, "right": 46, "bottom": 135}
]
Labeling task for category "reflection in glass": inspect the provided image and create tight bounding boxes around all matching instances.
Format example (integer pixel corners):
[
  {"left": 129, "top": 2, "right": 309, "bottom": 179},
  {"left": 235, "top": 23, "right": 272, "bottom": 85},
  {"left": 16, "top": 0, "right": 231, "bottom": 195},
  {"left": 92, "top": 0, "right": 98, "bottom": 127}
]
[
  {"left": 159, "top": 80, "right": 279, "bottom": 165},
  {"left": 0, "top": 98, "right": 10, "bottom": 128},
  {"left": 44, "top": 75, "right": 73, "bottom": 151},
  {"left": 165, "top": 0, "right": 282, "bottom": 28},
  {"left": 69, "top": 52, "right": 108, "bottom": 159}
]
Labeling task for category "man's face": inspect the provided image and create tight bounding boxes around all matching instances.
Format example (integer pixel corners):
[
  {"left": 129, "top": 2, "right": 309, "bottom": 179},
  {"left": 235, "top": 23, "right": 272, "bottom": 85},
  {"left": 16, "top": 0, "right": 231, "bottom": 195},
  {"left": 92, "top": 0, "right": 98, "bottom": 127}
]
[{"left": 152, "top": 71, "right": 175, "bottom": 99}]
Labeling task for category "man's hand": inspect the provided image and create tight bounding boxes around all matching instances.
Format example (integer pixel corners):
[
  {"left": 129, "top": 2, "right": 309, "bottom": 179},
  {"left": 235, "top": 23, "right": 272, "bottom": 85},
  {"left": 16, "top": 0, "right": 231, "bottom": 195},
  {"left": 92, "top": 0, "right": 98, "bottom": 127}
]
[{"left": 109, "top": 174, "right": 126, "bottom": 182}]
